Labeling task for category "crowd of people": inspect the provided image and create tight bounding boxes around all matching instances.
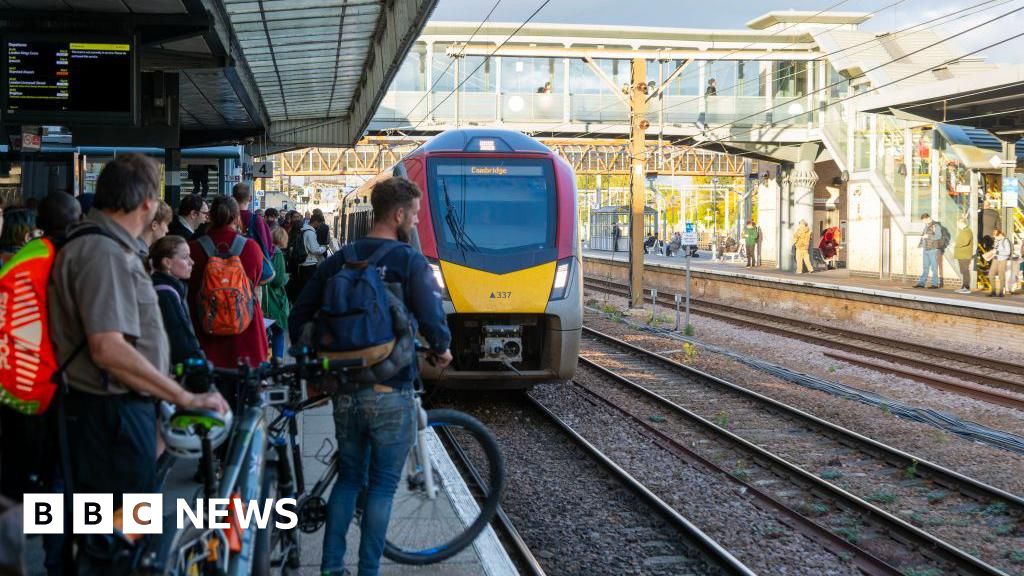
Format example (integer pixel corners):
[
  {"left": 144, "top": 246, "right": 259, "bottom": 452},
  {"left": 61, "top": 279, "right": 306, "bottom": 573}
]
[{"left": 0, "top": 154, "right": 453, "bottom": 576}]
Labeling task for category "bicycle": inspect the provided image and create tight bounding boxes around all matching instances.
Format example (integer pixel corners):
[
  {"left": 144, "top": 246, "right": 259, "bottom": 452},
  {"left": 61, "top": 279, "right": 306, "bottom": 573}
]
[
  {"left": 259, "top": 347, "right": 506, "bottom": 570},
  {"left": 143, "top": 350, "right": 504, "bottom": 576}
]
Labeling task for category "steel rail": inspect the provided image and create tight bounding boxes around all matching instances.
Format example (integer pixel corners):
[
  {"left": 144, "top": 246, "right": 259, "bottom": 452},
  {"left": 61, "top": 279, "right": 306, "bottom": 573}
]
[
  {"left": 522, "top": 394, "right": 758, "bottom": 576},
  {"left": 567, "top": 375, "right": 901, "bottom": 576},
  {"left": 584, "top": 276, "right": 1024, "bottom": 399},
  {"left": 436, "top": 424, "right": 548, "bottom": 576},
  {"left": 581, "top": 325, "right": 1023, "bottom": 576}
]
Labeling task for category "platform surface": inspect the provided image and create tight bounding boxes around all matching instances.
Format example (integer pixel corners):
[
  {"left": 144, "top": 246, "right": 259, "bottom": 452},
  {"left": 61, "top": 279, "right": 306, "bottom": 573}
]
[
  {"left": 584, "top": 249, "right": 1024, "bottom": 316},
  {"left": 22, "top": 403, "right": 517, "bottom": 576}
]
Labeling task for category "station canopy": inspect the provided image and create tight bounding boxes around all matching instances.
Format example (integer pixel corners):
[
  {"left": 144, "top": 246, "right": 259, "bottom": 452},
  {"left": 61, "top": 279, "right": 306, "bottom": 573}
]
[
  {"left": 859, "top": 64, "right": 1024, "bottom": 141},
  {"left": 0, "top": 0, "right": 437, "bottom": 149}
]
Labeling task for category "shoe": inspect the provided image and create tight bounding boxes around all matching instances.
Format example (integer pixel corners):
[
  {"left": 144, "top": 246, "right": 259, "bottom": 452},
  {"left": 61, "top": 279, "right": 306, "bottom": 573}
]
[
  {"left": 912, "top": 284, "right": 925, "bottom": 288},
  {"left": 955, "top": 288, "right": 970, "bottom": 294},
  {"left": 987, "top": 293, "right": 997, "bottom": 297},
  {"left": 927, "top": 285, "right": 939, "bottom": 289}
]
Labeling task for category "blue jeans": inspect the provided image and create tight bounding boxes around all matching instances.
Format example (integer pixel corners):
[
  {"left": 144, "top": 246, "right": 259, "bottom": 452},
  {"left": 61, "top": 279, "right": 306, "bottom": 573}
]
[
  {"left": 321, "top": 388, "right": 416, "bottom": 576},
  {"left": 918, "top": 249, "right": 940, "bottom": 287},
  {"left": 269, "top": 324, "right": 285, "bottom": 359}
]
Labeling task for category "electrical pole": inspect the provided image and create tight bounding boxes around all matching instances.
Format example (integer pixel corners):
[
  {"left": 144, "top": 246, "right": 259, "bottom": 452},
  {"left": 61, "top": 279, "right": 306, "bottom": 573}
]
[{"left": 629, "top": 58, "right": 648, "bottom": 308}]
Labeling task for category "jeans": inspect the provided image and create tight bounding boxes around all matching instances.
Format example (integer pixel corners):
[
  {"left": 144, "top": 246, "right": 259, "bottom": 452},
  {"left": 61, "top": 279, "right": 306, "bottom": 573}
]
[
  {"left": 322, "top": 388, "right": 416, "bottom": 576},
  {"left": 268, "top": 324, "right": 285, "bottom": 359},
  {"left": 918, "top": 249, "right": 940, "bottom": 287}
]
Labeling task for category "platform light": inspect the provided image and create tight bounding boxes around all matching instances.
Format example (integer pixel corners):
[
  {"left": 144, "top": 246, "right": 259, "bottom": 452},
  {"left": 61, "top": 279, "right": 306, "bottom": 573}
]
[{"left": 549, "top": 258, "right": 573, "bottom": 301}]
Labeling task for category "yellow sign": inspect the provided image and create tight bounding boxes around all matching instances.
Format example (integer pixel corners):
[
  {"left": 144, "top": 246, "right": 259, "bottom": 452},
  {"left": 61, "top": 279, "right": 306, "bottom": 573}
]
[
  {"left": 469, "top": 167, "right": 508, "bottom": 176},
  {"left": 440, "top": 260, "right": 555, "bottom": 313},
  {"left": 70, "top": 43, "right": 130, "bottom": 52}
]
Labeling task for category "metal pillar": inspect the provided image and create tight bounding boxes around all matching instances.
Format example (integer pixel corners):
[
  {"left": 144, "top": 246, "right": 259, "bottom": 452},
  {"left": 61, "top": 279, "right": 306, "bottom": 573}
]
[
  {"left": 164, "top": 148, "right": 181, "bottom": 208},
  {"left": 629, "top": 58, "right": 648, "bottom": 308}
]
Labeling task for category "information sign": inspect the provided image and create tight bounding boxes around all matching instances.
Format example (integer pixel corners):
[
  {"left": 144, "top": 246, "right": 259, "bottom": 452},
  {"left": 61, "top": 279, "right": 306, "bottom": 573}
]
[
  {"left": 682, "top": 222, "right": 699, "bottom": 245},
  {"left": 1003, "top": 176, "right": 1020, "bottom": 208}
]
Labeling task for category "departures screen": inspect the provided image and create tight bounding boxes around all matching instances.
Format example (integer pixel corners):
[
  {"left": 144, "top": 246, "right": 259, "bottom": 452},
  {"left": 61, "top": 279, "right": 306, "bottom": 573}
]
[{"left": 5, "top": 38, "right": 133, "bottom": 119}]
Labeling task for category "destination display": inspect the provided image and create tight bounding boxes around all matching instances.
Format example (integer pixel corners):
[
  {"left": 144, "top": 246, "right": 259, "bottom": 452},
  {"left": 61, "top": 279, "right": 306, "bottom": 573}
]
[{"left": 4, "top": 37, "right": 133, "bottom": 122}]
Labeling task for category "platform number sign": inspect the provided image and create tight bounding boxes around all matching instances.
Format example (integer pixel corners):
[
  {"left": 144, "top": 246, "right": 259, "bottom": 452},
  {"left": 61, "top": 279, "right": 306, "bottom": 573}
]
[{"left": 254, "top": 161, "right": 273, "bottom": 179}]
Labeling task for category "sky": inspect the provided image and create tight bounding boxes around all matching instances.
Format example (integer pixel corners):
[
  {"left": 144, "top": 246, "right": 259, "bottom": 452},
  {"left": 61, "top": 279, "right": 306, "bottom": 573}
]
[{"left": 428, "top": 0, "right": 1024, "bottom": 65}]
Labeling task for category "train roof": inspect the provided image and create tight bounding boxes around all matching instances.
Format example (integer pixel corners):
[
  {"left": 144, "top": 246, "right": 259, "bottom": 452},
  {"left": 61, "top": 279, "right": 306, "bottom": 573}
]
[{"left": 414, "top": 129, "right": 552, "bottom": 155}]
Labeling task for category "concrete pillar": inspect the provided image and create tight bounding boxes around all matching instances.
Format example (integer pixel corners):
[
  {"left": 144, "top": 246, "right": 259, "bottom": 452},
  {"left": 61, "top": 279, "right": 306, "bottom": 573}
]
[{"left": 779, "top": 160, "right": 818, "bottom": 271}]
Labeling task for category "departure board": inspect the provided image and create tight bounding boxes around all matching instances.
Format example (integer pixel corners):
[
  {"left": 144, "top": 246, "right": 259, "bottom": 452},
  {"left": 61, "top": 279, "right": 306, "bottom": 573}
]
[{"left": 4, "top": 37, "right": 133, "bottom": 122}]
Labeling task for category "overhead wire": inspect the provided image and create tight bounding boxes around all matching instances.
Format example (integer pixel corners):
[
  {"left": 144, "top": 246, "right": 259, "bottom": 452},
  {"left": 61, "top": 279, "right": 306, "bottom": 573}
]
[
  {"left": 648, "top": 0, "right": 1013, "bottom": 120},
  {"left": 411, "top": 0, "right": 553, "bottom": 132},
  {"left": 399, "top": 0, "right": 503, "bottom": 124},
  {"left": 588, "top": 306, "right": 1024, "bottom": 456},
  {"left": 676, "top": 3, "right": 1024, "bottom": 153},
  {"left": 515, "top": 0, "right": 997, "bottom": 144}
]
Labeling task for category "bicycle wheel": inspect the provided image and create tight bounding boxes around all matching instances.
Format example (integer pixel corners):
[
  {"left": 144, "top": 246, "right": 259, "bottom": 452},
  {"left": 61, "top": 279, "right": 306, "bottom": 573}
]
[
  {"left": 252, "top": 463, "right": 302, "bottom": 576},
  {"left": 383, "top": 409, "right": 505, "bottom": 565}
]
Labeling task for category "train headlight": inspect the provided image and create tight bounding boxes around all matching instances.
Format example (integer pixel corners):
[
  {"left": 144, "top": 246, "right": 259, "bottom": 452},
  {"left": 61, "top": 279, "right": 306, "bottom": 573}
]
[
  {"left": 427, "top": 259, "right": 450, "bottom": 300},
  {"left": 549, "top": 258, "right": 573, "bottom": 301}
]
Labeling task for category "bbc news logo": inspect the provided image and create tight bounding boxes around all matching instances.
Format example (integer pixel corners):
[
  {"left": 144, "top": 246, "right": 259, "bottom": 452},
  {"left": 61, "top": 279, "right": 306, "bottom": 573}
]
[{"left": 24, "top": 494, "right": 298, "bottom": 534}]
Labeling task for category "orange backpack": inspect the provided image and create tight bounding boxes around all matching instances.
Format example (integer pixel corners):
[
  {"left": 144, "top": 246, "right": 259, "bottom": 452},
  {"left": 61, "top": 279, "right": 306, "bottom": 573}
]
[{"left": 196, "top": 236, "right": 255, "bottom": 336}]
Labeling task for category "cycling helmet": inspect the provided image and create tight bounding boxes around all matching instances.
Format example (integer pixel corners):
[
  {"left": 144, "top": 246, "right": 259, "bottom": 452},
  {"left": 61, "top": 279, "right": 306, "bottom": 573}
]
[{"left": 158, "top": 402, "right": 233, "bottom": 460}]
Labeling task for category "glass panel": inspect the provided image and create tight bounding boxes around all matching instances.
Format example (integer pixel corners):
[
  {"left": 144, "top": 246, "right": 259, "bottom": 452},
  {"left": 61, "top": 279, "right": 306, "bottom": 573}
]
[
  {"left": 502, "top": 57, "right": 563, "bottom": 94},
  {"left": 773, "top": 61, "right": 807, "bottom": 98},
  {"left": 875, "top": 114, "right": 906, "bottom": 207},
  {"left": 428, "top": 158, "right": 556, "bottom": 254},
  {"left": 503, "top": 93, "right": 562, "bottom": 121},
  {"left": 853, "top": 112, "right": 871, "bottom": 171},
  {"left": 665, "top": 60, "right": 699, "bottom": 96},
  {"left": 827, "top": 64, "right": 849, "bottom": 100},
  {"left": 736, "top": 61, "right": 764, "bottom": 97},
  {"left": 431, "top": 44, "right": 456, "bottom": 93},
  {"left": 911, "top": 127, "right": 933, "bottom": 219},
  {"left": 460, "top": 56, "right": 494, "bottom": 93},
  {"left": 392, "top": 45, "right": 426, "bottom": 91},
  {"left": 705, "top": 61, "right": 737, "bottom": 96}
]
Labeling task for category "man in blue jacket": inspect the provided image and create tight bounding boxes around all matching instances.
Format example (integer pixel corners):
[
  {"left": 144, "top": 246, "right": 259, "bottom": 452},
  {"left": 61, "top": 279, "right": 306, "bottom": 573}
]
[{"left": 289, "top": 176, "right": 452, "bottom": 576}]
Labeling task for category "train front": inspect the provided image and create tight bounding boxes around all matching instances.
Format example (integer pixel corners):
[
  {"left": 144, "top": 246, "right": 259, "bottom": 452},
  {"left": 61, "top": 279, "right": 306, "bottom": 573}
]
[{"left": 408, "top": 130, "right": 582, "bottom": 388}]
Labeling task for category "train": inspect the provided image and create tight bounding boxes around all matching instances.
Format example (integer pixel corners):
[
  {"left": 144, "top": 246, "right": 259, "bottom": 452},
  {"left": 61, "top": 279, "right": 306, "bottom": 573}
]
[{"left": 336, "top": 129, "right": 582, "bottom": 388}]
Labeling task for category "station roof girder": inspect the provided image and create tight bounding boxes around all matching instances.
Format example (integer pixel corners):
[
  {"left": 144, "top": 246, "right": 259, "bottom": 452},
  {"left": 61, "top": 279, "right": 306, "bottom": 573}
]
[{"left": 0, "top": 0, "right": 438, "bottom": 149}]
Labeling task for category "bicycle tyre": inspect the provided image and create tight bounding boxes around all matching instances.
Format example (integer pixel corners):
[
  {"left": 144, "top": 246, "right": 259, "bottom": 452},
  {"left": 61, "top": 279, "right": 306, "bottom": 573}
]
[
  {"left": 252, "top": 465, "right": 277, "bottom": 576},
  {"left": 383, "top": 408, "right": 505, "bottom": 565}
]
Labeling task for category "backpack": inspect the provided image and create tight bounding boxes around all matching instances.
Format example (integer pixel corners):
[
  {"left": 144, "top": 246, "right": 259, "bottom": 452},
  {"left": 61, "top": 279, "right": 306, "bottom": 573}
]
[
  {"left": 0, "top": 227, "right": 110, "bottom": 415},
  {"left": 315, "top": 242, "right": 407, "bottom": 365},
  {"left": 287, "top": 227, "right": 308, "bottom": 271},
  {"left": 196, "top": 235, "right": 256, "bottom": 336},
  {"left": 242, "top": 212, "right": 275, "bottom": 286},
  {"left": 937, "top": 223, "right": 951, "bottom": 251}
]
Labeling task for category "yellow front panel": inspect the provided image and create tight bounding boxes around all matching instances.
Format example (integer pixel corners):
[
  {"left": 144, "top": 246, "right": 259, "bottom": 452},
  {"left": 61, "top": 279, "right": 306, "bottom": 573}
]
[{"left": 440, "top": 260, "right": 555, "bottom": 313}]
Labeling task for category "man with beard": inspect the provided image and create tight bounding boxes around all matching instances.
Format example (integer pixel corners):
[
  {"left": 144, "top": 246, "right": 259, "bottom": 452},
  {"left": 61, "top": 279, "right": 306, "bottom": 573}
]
[{"left": 287, "top": 177, "right": 452, "bottom": 576}]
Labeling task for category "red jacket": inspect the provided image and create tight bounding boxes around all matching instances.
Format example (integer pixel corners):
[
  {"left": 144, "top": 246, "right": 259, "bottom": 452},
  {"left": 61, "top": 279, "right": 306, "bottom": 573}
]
[{"left": 188, "top": 226, "right": 268, "bottom": 368}]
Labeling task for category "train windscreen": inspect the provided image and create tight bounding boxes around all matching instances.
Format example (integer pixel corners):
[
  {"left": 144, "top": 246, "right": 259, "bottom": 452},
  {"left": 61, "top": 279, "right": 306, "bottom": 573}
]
[{"left": 428, "top": 157, "right": 557, "bottom": 255}]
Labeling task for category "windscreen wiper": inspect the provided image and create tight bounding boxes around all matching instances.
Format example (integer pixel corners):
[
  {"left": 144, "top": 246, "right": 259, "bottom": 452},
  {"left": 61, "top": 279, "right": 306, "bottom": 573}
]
[{"left": 441, "top": 179, "right": 477, "bottom": 257}]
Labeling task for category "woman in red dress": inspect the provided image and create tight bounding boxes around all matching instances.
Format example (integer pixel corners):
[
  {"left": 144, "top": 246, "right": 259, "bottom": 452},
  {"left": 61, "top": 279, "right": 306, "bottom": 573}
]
[{"left": 188, "top": 195, "right": 269, "bottom": 371}]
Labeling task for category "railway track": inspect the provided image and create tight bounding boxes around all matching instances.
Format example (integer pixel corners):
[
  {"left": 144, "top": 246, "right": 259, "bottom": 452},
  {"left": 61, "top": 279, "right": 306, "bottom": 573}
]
[
  {"left": 438, "top": 422, "right": 548, "bottom": 576},
  {"left": 584, "top": 276, "right": 1024, "bottom": 409},
  {"left": 521, "top": 394, "right": 756, "bottom": 576},
  {"left": 432, "top": 392, "right": 754, "bottom": 575},
  {"left": 552, "top": 376, "right": 901, "bottom": 576},
  {"left": 580, "top": 326, "right": 1024, "bottom": 576}
]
